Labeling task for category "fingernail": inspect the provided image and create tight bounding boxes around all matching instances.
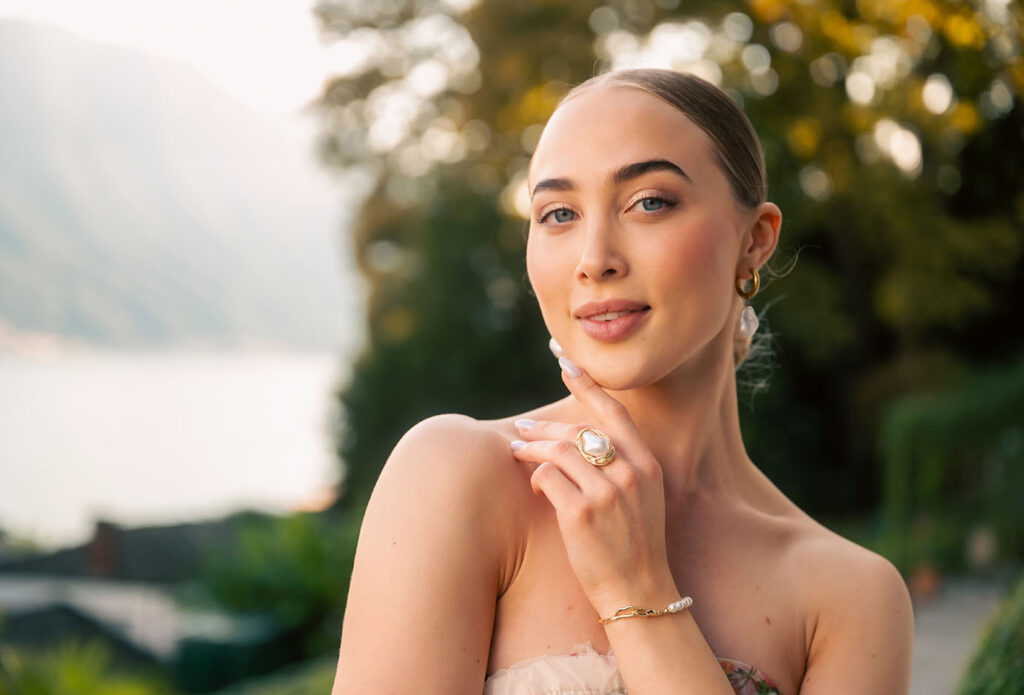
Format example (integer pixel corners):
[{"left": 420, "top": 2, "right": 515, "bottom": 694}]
[
  {"left": 510, "top": 439, "right": 526, "bottom": 451},
  {"left": 514, "top": 418, "right": 536, "bottom": 431},
  {"left": 558, "top": 356, "right": 581, "bottom": 378},
  {"left": 548, "top": 337, "right": 564, "bottom": 358}
]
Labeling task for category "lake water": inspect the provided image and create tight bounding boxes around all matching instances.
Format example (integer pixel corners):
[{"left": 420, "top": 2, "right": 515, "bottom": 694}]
[{"left": 0, "top": 350, "right": 347, "bottom": 551}]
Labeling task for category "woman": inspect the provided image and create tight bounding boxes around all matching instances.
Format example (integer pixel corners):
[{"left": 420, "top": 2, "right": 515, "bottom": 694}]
[{"left": 332, "top": 68, "right": 914, "bottom": 694}]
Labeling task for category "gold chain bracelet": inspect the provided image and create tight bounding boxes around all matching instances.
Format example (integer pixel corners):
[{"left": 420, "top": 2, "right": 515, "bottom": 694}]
[{"left": 598, "top": 596, "right": 694, "bottom": 624}]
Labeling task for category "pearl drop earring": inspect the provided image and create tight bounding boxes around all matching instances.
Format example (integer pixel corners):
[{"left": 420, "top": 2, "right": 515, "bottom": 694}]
[{"left": 738, "top": 305, "right": 759, "bottom": 340}]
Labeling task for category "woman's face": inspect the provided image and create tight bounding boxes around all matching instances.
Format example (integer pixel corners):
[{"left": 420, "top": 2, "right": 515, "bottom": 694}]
[{"left": 526, "top": 84, "right": 756, "bottom": 391}]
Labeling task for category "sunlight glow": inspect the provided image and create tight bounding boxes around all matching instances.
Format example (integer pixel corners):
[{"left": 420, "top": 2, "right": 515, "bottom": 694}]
[
  {"left": 605, "top": 20, "right": 722, "bottom": 85},
  {"left": 873, "top": 118, "right": 923, "bottom": 177},
  {"left": 922, "top": 73, "right": 954, "bottom": 115}
]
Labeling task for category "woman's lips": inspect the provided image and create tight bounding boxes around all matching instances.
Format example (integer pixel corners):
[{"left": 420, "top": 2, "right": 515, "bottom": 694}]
[{"left": 578, "top": 307, "right": 651, "bottom": 342}]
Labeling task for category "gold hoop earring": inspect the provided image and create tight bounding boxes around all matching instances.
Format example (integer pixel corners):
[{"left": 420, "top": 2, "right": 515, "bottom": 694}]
[{"left": 736, "top": 268, "right": 759, "bottom": 299}]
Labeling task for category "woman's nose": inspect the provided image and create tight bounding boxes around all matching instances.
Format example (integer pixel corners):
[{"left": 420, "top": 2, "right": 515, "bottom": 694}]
[{"left": 574, "top": 215, "right": 627, "bottom": 282}]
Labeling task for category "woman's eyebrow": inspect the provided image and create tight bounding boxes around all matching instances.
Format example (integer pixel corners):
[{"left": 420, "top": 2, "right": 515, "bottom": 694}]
[
  {"left": 531, "top": 159, "right": 693, "bottom": 198},
  {"left": 613, "top": 159, "right": 692, "bottom": 185}
]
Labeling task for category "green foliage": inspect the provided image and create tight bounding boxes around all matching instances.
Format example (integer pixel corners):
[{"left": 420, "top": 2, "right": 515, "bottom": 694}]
[
  {"left": 0, "top": 529, "right": 44, "bottom": 556},
  {"left": 315, "top": 0, "right": 1024, "bottom": 513},
  {"left": 877, "top": 356, "right": 1024, "bottom": 573},
  {"left": 210, "top": 657, "right": 336, "bottom": 695},
  {"left": 955, "top": 572, "right": 1024, "bottom": 695},
  {"left": 0, "top": 640, "right": 175, "bottom": 695},
  {"left": 195, "top": 511, "right": 359, "bottom": 658}
]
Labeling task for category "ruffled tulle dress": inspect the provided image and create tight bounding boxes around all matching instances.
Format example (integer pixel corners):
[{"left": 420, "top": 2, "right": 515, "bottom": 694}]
[{"left": 484, "top": 642, "right": 781, "bottom": 695}]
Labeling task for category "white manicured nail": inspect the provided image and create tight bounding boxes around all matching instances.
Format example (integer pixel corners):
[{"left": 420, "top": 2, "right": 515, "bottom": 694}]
[{"left": 558, "top": 356, "right": 581, "bottom": 378}]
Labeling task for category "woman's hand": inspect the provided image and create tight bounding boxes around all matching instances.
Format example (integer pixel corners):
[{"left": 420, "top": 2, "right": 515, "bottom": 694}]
[{"left": 509, "top": 355, "right": 678, "bottom": 617}]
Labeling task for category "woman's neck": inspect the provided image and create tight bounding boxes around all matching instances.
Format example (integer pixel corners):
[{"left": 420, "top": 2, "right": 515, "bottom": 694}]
[{"left": 556, "top": 334, "right": 762, "bottom": 519}]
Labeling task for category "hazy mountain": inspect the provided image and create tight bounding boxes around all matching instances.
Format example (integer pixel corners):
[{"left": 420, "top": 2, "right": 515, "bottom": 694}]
[{"left": 0, "top": 19, "right": 363, "bottom": 352}]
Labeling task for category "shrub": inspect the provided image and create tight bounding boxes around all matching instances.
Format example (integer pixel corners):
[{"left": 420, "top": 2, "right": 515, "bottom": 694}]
[
  {"left": 194, "top": 510, "right": 360, "bottom": 659},
  {"left": 955, "top": 572, "right": 1024, "bottom": 695},
  {"left": 0, "top": 639, "right": 175, "bottom": 695},
  {"left": 877, "top": 357, "right": 1024, "bottom": 574}
]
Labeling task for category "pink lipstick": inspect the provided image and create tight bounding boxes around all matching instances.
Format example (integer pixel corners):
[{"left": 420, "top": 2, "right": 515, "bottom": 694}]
[{"left": 573, "top": 299, "right": 651, "bottom": 342}]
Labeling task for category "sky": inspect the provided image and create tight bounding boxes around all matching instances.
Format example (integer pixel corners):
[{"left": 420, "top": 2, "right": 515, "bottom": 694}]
[{"left": 0, "top": 0, "right": 339, "bottom": 115}]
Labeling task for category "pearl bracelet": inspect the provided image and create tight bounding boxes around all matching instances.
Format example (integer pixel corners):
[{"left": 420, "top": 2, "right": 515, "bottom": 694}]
[{"left": 597, "top": 596, "right": 694, "bottom": 624}]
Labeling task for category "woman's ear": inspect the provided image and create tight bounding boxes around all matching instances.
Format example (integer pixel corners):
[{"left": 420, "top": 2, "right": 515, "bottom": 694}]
[{"left": 739, "top": 201, "right": 782, "bottom": 272}]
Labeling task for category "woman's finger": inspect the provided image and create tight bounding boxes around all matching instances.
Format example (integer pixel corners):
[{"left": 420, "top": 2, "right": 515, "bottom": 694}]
[
  {"left": 511, "top": 438, "right": 617, "bottom": 495},
  {"left": 513, "top": 418, "right": 593, "bottom": 442},
  {"left": 557, "top": 356, "right": 657, "bottom": 471},
  {"left": 529, "top": 461, "right": 584, "bottom": 513}
]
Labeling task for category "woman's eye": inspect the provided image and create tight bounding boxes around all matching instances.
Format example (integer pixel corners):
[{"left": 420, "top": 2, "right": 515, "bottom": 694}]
[
  {"left": 635, "top": 196, "right": 670, "bottom": 212},
  {"left": 541, "top": 208, "right": 576, "bottom": 224}
]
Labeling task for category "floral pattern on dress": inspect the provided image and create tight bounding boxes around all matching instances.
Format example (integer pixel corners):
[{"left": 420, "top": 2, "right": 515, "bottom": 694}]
[{"left": 720, "top": 659, "right": 782, "bottom": 694}]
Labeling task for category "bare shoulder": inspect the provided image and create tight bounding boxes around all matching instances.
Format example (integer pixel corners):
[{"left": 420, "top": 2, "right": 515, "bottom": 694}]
[
  {"left": 790, "top": 522, "right": 912, "bottom": 622},
  {"left": 377, "top": 412, "right": 526, "bottom": 503},
  {"left": 334, "top": 413, "right": 529, "bottom": 693},
  {"left": 788, "top": 520, "right": 914, "bottom": 694},
  {"left": 366, "top": 413, "right": 531, "bottom": 577}
]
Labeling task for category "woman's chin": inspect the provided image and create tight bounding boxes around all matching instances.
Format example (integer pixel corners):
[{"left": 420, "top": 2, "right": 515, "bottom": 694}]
[{"left": 578, "top": 360, "right": 653, "bottom": 393}]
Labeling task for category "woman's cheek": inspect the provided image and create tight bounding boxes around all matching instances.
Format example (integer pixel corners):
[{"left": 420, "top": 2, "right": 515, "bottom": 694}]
[
  {"left": 661, "top": 215, "right": 731, "bottom": 286},
  {"left": 652, "top": 218, "right": 735, "bottom": 339},
  {"left": 526, "top": 237, "right": 567, "bottom": 328}
]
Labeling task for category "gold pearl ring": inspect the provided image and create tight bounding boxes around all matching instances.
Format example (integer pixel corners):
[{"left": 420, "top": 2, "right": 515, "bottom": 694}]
[{"left": 576, "top": 427, "right": 616, "bottom": 466}]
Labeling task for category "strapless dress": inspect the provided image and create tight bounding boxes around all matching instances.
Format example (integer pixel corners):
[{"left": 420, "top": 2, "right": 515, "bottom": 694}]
[{"left": 483, "top": 642, "right": 781, "bottom": 694}]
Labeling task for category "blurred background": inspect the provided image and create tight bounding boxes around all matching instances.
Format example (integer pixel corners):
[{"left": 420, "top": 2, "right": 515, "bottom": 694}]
[{"left": 0, "top": 0, "right": 1021, "bottom": 693}]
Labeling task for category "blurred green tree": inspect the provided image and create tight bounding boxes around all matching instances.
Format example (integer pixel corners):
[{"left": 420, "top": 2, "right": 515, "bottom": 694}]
[
  {"left": 207, "top": 656, "right": 336, "bottom": 695},
  {"left": 876, "top": 355, "right": 1024, "bottom": 574},
  {"left": 195, "top": 512, "right": 358, "bottom": 659},
  {"left": 313, "top": 0, "right": 1023, "bottom": 514},
  {"left": 0, "top": 640, "right": 175, "bottom": 695}
]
